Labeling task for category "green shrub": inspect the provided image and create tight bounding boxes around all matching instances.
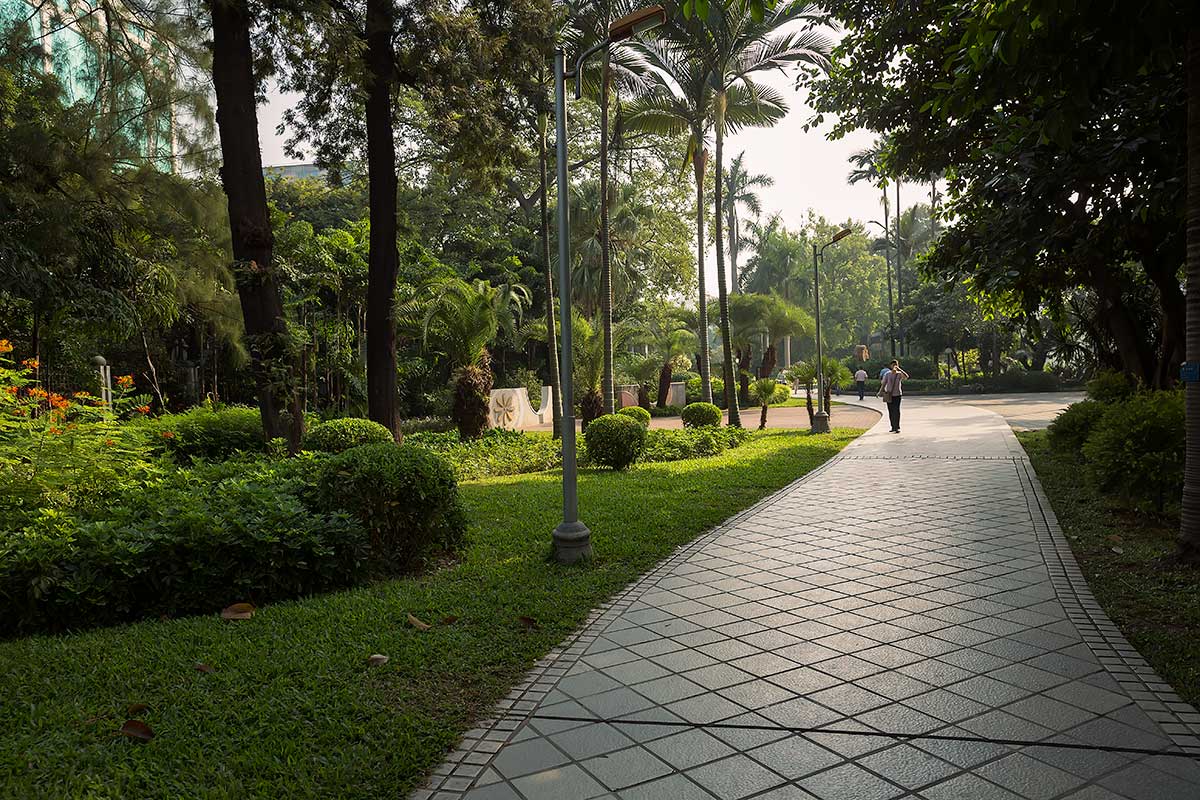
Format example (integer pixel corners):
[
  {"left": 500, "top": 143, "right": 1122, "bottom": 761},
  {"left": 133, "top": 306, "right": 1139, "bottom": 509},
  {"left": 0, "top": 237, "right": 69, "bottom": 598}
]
[
  {"left": 1047, "top": 401, "right": 1107, "bottom": 455},
  {"left": 1087, "top": 370, "right": 1138, "bottom": 403},
  {"left": 305, "top": 417, "right": 394, "bottom": 453},
  {"left": 681, "top": 402, "right": 722, "bottom": 428},
  {"left": 617, "top": 406, "right": 651, "bottom": 427},
  {"left": 1083, "top": 390, "right": 1184, "bottom": 511},
  {"left": 584, "top": 414, "right": 646, "bottom": 471},
  {"left": 641, "top": 427, "right": 751, "bottom": 463},
  {"left": 398, "top": 416, "right": 456, "bottom": 434},
  {"left": 0, "top": 458, "right": 370, "bottom": 635},
  {"left": 685, "top": 376, "right": 726, "bottom": 408},
  {"left": 317, "top": 443, "right": 466, "bottom": 566},
  {"left": 649, "top": 404, "right": 683, "bottom": 418},
  {"left": 407, "top": 429, "right": 567, "bottom": 481},
  {"left": 157, "top": 405, "right": 265, "bottom": 463}
]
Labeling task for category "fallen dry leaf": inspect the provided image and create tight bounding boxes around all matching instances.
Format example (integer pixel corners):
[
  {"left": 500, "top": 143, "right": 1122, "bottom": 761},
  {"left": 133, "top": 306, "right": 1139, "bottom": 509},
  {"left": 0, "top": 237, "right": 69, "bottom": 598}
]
[
  {"left": 440, "top": 615, "right": 459, "bottom": 626},
  {"left": 194, "top": 662, "right": 216, "bottom": 674},
  {"left": 367, "top": 654, "right": 390, "bottom": 666},
  {"left": 126, "top": 703, "right": 148, "bottom": 716},
  {"left": 118, "top": 719, "right": 154, "bottom": 742},
  {"left": 407, "top": 613, "right": 430, "bottom": 631},
  {"left": 221, "top": 602, "right": 255, "bottom": 621},
  {"left": 517, "top": 615, "right": 538, "bottom": 630}
]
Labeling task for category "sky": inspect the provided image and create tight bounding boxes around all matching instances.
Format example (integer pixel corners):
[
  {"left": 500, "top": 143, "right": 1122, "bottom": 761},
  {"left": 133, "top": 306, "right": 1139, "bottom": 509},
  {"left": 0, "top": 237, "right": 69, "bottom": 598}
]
[{"left": 257, "top": 72, "right": 885, "bottom": 297}]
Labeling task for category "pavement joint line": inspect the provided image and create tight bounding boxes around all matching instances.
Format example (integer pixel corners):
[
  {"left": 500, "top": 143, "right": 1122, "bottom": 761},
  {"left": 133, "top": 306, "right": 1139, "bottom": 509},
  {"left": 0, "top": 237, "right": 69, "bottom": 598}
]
[{"left": 525, "top": 713, "right": 1200, "bottom": 761}]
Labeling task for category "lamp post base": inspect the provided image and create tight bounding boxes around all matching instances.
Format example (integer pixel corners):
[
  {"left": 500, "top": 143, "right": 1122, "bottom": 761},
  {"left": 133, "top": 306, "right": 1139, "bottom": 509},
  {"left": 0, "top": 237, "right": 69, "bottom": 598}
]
[
  {"left": 552, "top": 520, "right": 593, "bottom": 564},
  {"left": 811, "top": 411, "right": 830, "bottom": 434}
]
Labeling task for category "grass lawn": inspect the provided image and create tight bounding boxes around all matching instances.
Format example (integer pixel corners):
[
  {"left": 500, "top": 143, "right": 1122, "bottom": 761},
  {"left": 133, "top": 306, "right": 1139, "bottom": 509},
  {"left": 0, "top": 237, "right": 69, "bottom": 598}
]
[
  {"left": 0, "top": 427, "right": 861, "bottom": 799},
  {"left": 1019, "top": 431, "right": 1199, "bottom": 707}
]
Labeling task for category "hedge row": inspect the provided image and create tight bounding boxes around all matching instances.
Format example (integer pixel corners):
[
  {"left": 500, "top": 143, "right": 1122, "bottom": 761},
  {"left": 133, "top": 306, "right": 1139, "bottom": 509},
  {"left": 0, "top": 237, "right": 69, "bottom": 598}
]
[{"left": 0, "top": 445, "right": 464, "bottom": 635}]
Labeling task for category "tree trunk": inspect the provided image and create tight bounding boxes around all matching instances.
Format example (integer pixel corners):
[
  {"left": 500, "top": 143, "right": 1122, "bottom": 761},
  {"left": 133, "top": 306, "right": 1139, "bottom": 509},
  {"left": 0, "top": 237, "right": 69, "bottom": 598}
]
[
  {"left": 736, "top": 346, "right": 751, "bottom": 406},
  {"left": 693, "top": 145, "right": 712, "bottom": 404},
  {"left": 728, "top": 203, "right": 739, "bottom": 293},
  {"left": 882, "top": 186, "right": 896, "bottom": 358},
  {"left": 599, "top": 52, "right": 615, "bottom": 415},
  {"left": 1180, "top": 26, "right": 1200, "bottom": 562},
  {"left": 657, "top": 362, "right": 672, "bottom": 409},
  {"left": 713, "top": 94, "right": 740, "bottom": 427},
  {"left": 760, "top": 342, "right": 777, "bottom": 379},
  {"left": 895, "top": 180, "right": 904, "bottom": 357},
  {"left": 364, "top": 0, "right": 400, "bottom": 438},
  {"left": 759, "top": 403, "right": 767, "bottom": 430},
  {"left": 537, "top": 108, "right": 563, "bottom": 438},
  {"left": 209, "top": 0, "right": 298, "bottom": 448}
]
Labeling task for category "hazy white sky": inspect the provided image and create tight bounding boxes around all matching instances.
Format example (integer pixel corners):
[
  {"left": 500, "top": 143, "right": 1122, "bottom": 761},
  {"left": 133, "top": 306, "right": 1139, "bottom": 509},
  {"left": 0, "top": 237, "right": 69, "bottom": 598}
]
[{"left": 257, "top": 72, "right": 885, "bottom": 296}]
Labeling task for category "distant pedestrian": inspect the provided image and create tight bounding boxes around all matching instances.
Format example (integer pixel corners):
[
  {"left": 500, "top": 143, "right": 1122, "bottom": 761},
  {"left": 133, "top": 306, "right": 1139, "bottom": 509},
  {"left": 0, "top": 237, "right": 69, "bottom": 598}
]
[
  {"left": 879, "top": 359, "right": 909, "bottom": 433},
  {"left": 878, "top": 364, "right": 891, "bottom": 382},
  {"left": 854, "top": 367, "right": 867, "bottom": 400}
]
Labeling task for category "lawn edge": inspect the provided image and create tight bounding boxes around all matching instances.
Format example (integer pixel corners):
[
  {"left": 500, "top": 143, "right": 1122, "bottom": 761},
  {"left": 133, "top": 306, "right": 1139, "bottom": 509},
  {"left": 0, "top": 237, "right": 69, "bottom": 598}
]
[
  {"left": 412, "top": 433, "right": 858, "bottom": 798},
  {"left": 1013, "top": 443, "right": 1200, "bottom": 756}
]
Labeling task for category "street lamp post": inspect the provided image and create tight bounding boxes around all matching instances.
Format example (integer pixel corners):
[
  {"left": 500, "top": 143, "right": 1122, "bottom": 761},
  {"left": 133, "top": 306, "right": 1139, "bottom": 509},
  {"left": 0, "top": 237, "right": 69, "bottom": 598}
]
[
  {"left": 811, "top": 228, "right": 853, "bottom": 434},
  {"left": 551, "top": 5, "right": 666, "bottom": 565}
]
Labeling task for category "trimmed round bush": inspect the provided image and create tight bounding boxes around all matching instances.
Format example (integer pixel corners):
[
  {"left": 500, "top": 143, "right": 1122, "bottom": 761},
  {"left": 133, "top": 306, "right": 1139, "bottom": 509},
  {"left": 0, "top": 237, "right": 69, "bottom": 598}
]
[
  {"left": 617, "top": 406, "right": 651, "bottom": 427},
  {"left": 681, "top": 402, "right": 722, "bottom": 428},
  {"left": 584, "top": 414, "right": 646, "bottom": 470},
  {"left": 306, "top": 417, "right": 394, "bottom": 453},
  {"left": 317, "top": 443, "right": 466, "bottom": 567},
  {"left": 1083, "top": 390, "right": 1183, "bottom": 511},
  {"left": 158, "top": 405, "right": 265, "bottom": 463},
  {"left": 1046, "top": 401, "right": 1106, "bottom": 455}
]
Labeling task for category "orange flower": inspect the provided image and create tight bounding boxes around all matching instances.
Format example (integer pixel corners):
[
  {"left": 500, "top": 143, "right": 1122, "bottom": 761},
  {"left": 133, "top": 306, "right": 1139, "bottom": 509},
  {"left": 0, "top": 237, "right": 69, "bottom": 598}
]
[
  {"left": 49, "top": 427, "right": 63, "bottom": 435},
  {"left": 136, "top": 405, "right": 150, "bottom": 415},
  {"left": 0, "top": 339, "right": 12, "bottom": 354},
  {"left": 104, "top": 439, "right": 115, "bottom": 446},
  {"left": 49, "top": 393, "right": 69, "bottom": 410},
  {"left": 116, "top": 375, "right": 135, "bottom": 389},
  {"left": 4, "top": 386, "right": 17, "bottom": 396},
  {"left": 161, "top": 430, "right": 176, "bottom": 439},
  {"left": 21, "top": 358, "right": 39, "bottom": 370},
  {"left": 73, "top": 391, "right": 89, "bottom": 398},
  {"left": 26, "top": 387, "right": 47, "bottom": 400}
]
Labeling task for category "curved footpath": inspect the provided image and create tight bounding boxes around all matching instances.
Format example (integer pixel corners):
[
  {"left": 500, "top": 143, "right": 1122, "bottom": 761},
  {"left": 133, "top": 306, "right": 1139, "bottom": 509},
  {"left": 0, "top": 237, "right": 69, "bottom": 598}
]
[{"left": 416, "top": 400, "right": 1200, "bottom": 800}]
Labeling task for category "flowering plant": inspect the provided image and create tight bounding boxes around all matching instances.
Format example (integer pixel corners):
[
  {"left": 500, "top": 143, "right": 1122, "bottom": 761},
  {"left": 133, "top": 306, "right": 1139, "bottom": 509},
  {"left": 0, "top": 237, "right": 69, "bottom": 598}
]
[{"left": 0, "top": 345, "right": 163, "bottom": 519}]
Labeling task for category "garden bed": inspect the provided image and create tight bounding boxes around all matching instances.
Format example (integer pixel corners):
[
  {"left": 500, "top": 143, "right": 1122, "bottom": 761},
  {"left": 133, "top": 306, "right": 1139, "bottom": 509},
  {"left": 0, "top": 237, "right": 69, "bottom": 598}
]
[
  {"left": 1019, "top": 430, "right": 1199, "bottom": 706},
  {"left": 0, "top": 428, "right": 862, "bottom": 799}
]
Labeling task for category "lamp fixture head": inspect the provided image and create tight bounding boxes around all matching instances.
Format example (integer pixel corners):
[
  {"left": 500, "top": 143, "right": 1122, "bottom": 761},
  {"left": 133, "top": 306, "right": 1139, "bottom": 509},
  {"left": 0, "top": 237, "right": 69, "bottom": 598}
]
[{"left": 609, "top": 5, "right": 667, "bottom": 41}]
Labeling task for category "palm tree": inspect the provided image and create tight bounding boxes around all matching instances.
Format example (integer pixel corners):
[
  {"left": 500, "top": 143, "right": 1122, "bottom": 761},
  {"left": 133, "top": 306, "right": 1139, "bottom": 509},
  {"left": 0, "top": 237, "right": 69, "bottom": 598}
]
[
  {"left": 405, "top": 277, "right": 530, "bottom": 439},
  {"left": 848, "top": 142, "right": 896, "bottom": 357},
  {"left": 751, "top": 377, "right": 778, "bottom": 430},
  {"left": 723, "top": 151, "right": 773, "bottom": 293},
  {"left": 569, "top": 179, "right": 648, "bottom": 317},
  {"left": 624, "top": 39, "right": 717, "bottom": 405},
  {"left": 673, "top": 0, "right": 832, "bottom": 427},
  {"left": 571, "top": 311, "right": 637, "bottom": 428},
  {"left": 565, "top": 0, "right": 642, "bottom": 416}
]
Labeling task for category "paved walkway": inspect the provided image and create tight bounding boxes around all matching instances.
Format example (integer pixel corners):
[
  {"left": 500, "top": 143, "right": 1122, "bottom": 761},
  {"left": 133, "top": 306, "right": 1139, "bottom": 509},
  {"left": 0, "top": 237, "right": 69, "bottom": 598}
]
[{"left": 417, "top": 403, "right": 1200, "bottom": 800}]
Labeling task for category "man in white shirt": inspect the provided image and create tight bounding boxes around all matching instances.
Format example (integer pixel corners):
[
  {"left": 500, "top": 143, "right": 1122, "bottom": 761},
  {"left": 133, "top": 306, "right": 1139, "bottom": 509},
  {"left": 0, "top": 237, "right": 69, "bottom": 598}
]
[{"left": 854, "top": 367, "right": 868, "bottom": 400}]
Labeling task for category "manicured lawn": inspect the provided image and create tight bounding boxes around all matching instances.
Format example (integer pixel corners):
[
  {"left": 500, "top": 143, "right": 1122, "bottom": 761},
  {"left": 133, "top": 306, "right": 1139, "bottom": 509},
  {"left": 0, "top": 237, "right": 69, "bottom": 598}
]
[
  {"left": 1019, "top": 431, "right": 1199, "bottom": 707},
  {"left": 0, "top": 428, "right": 861, "bottom": 799}
]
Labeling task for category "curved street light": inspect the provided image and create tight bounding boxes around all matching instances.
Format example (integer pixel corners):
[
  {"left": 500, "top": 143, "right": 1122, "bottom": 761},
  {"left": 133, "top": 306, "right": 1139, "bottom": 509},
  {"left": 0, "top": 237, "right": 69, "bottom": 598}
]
[
  {"left": 551, "top": 5, "right": 666, "bottom": 564},
  {"left": 811, "top": 227, "right": 853, "bottom": 434}
]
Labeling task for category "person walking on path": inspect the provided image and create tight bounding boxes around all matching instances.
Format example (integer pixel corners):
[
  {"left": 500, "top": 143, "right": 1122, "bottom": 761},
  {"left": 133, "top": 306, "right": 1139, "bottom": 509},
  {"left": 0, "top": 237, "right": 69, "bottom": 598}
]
[
  {"left": 880, "top": 358, "right": 908, "bottom": 432},
  {"left": 854, "top": 367, "right": 868, "bottom": 400}
]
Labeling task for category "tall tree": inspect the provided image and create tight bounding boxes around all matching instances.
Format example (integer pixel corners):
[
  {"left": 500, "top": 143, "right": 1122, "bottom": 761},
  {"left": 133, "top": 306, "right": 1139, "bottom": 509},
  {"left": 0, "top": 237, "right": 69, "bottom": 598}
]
[
  {"left": 723, "top": 151, "right": 772, "bottom": 293},
  {"left": 625, "top": 37, "right": 717, "bottom": 403},
  {"left": 1184, "top": 26, "right": 1200, "bottom": 561},
  {"left": 208, "top": 0, "right": 302, "bottom": 448},
  {"left": 677, "top": 0, "right": 832, "bottom": 425}
]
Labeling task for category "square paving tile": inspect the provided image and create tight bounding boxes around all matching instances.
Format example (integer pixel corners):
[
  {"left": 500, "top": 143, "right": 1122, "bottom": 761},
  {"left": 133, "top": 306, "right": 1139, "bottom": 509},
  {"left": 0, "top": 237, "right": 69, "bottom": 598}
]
[
  {"left": 580, "top": 745, "right": 674, "bottom": 791},
  {"left": 686, "top": 753, "right": 788, "bottom": 799}
]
